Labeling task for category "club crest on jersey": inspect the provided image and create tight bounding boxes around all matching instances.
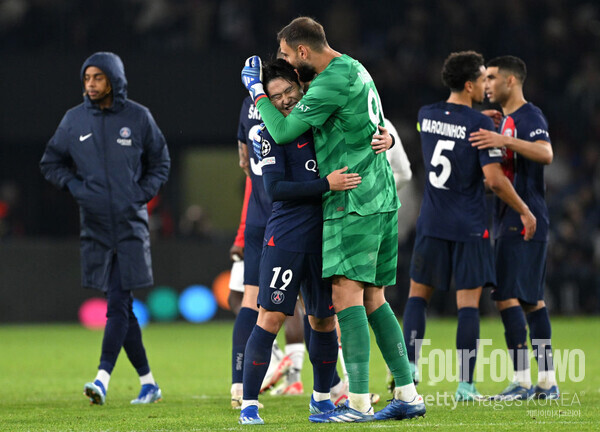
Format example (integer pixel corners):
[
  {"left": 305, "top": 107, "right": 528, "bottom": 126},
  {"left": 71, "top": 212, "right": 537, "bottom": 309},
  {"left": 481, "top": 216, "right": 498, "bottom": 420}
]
[
  {"left": 261, "top": 139, "right": 272, "bottom": 157},
  {"left": 117, "top": 127, "right": 132, "bottom": 146},
  {"left": 271, "top": 290, "right": 285, "bottom": 304},
  {"left": 120, "top": 127, "right": 131, "bottom": 138}
]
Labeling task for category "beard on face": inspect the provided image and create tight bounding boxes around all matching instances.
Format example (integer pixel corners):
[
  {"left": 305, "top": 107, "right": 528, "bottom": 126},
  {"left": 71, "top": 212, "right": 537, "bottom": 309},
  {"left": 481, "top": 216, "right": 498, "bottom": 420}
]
[
  {"left": 296, "top": 61, "right": 317, "bottom": 83},
  {"left": 88, "top": 87, "right": 112, "bottom": 104}
]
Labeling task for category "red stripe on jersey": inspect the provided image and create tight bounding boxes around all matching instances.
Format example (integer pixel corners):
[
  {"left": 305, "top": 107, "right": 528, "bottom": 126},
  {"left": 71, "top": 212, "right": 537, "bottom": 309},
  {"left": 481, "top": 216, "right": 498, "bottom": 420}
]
[
  {"left": 267, "top": 236, "right": 275, "bottom": 246},
  {"left": 500, "top": 116, "right": 516, "bottom": 182},
  {"left": 483, "top": 229, "right": 489, "bottom": 239}
]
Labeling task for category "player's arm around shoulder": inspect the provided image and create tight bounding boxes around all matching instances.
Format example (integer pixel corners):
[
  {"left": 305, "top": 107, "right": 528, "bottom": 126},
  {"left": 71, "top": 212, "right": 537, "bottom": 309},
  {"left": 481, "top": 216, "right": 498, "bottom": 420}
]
[
  {"left": 469, "top": 118, "right": 553, "bottom": 165},
  {"left": 255, "top": 97, "right": 311, "bottom": 145},
  {"left": 501, "top": 134, "right": 553, "bottom": 165}
]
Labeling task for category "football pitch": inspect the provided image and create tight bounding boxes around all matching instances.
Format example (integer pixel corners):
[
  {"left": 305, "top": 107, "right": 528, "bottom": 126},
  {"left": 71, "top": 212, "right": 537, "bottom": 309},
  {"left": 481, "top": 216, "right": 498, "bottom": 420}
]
[{"left": 1, "top": 318, "right": 597, "bottom": 431}]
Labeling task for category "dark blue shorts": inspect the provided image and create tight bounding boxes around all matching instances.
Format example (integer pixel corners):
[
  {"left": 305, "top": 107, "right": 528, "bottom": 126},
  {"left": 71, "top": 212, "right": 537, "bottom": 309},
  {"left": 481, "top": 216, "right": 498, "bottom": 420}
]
[
  {"left": 410, "top": 234, "right": 496, "bottom": 291},
  {"left": 492, "top": 237, "right": 547, "bottom": 305},
  {"left": 258, "top": 245, "right": 334, "bottom": 318},
  {"left": 243, "top": 224, "right": 265, "bottom": 286}
]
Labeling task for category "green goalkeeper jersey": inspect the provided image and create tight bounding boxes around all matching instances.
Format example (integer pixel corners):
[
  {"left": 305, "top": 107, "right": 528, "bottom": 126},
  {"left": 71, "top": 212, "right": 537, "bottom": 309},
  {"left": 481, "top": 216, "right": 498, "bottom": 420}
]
[{"left": 256, "top": 54, "right": 399, "bottom": 220}]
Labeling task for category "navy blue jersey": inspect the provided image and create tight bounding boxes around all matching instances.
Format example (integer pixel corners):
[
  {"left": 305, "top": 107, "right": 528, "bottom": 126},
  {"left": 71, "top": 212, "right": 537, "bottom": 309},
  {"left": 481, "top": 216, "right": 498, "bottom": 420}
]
[
  {"left": 237, "top": 96, "right": 272, "bottom": 227},
  {"left": 493, "top": 103, "right": 550, "bottom": 241},
  {"left": 416, "top": 102, "right": 502, "bottom": 241},
  {"left": 260, "top": 130, "right": 323, "bottom": 254}
]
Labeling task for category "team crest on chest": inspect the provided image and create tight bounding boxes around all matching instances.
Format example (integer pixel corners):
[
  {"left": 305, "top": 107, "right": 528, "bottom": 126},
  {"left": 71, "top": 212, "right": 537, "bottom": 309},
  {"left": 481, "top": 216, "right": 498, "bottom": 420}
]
[{"left": 117, "top": 127, "right": 132, "bottom": 146}]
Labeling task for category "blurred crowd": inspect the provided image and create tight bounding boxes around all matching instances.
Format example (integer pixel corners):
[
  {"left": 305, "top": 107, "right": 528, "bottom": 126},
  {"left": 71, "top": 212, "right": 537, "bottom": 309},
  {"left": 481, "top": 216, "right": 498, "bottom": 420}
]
[{"left": 1, "top": 0, "right": 598, "bottom": 312}]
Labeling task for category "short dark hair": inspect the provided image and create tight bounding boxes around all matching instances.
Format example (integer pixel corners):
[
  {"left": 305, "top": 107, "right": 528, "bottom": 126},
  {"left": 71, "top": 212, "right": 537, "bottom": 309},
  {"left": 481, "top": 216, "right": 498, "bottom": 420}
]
[
  {"left": 487, "top": 56, "right": 527, "bottom": 83},
  {"left": 277, "top": 17, "right": 327, "bottom": 51},
  {"left": 441, "top": 51, "right": 485, "bottom": 92},
  {"left": 262, "top": 59, "right": 300, "bottom": 95}
]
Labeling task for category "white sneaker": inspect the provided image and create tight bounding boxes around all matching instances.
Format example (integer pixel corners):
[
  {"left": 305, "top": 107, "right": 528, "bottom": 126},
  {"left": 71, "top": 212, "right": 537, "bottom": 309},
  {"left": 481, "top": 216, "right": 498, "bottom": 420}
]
[{"left": 260, "top": 355, "right": 293, "bottom": 393}]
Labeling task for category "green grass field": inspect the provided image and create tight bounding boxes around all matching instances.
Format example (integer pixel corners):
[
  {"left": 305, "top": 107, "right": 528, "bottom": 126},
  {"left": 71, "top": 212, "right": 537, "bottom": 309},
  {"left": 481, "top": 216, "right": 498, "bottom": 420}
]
[{"left": 1, "top": 318, "right": 597, "bottom": 431}]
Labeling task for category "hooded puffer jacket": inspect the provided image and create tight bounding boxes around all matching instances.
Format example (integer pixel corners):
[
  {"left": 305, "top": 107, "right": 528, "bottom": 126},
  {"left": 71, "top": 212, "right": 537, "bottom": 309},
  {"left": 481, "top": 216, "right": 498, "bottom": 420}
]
[{"left": 40, "top": 52, "right": 170, "bottom": 291}]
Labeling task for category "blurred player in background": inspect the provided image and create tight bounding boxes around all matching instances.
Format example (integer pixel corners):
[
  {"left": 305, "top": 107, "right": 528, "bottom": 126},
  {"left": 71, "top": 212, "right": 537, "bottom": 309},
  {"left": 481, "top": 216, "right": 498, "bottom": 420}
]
[
  {"left": 470, "top": 56, "right": 559, "bottom": 400},
  {"left": 384, "top": 118, "right": 413, "bottom": 191},
  {"left": 230, "top": 95, "right": 306, "bottom": 408},
  {"left": 242, "top": 17, "right": 424, "bottom": 423},
  {"left": 402, "top": 51, "right": 536, "bottom": 402},
  {"left": 239, "top": 59, "right": 363, "bottom": 425},
  {"left": 40, "top": 52, "right": 170, "bottom": 405}
]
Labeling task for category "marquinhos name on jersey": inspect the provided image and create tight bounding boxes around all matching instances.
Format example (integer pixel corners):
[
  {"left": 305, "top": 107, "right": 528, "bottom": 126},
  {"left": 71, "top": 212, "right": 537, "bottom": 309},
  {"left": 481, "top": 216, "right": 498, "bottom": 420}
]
[{"left": 420, "top": 118, "right": 466, "bottom": 139}]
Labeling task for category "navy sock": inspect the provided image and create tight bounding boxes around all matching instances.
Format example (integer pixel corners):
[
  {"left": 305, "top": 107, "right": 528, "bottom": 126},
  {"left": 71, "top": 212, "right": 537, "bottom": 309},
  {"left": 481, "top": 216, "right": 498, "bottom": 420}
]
[
  {"left": 232, "top": 307, "right": 258, "bottom": 384},
  {"left": 403, "top": 297, "right": 427, "bottom": 363},
  {"left": 500, "top": 306, "right": 529, "bottom": 372},
  {"left": 309, "top": 328, "right": 339, "bottom": 393},
  {"left": 527, "top": 307, "right": 554, "bottom": 372},
  {"left": 242, "top": 325, "right": 276, "bottom": 400},
  {"left": 456, "top": 307, "right": 479, "bottom": 383},
  {"left": 304, "top": 315, "right": 341, "bottom": 388}
]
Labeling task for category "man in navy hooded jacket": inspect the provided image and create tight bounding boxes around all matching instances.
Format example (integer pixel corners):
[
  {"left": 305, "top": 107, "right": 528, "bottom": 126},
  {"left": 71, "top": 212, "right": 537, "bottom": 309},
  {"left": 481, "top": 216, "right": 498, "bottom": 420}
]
[{"left": 40, "top": 52, "right": 170, "bottom": 405}]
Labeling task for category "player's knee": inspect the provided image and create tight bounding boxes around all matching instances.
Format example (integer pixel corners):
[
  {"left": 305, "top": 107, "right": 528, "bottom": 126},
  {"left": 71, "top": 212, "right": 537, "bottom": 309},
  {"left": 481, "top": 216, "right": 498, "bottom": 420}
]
[
  {"left": 495, "top": 298, "right": 520, "bottom": 311},
  {"left": 522, "top": 300, "right": 545, "bottom": 314},
  {"left": 241, "top": 285, "right": 259, "bottom": 310},
  {"left": 257, "top": 310, "right": 285, "bottom": 334},
  {"left": 456, "top": 288, "right": 482, "bottom": 309},
  {"left": 308, "top": 315, "right": 336, "bottom": 333},
  {"left": 408, "top": 280, "right": 434, "bottom": 300}
]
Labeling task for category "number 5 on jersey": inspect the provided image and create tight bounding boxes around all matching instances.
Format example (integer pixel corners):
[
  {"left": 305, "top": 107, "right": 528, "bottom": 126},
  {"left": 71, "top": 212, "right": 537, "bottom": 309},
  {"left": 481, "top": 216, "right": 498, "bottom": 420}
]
[
  {"left": 429, "top": 139, "right": 455, "bottom": 190},
  {"left": 270, "top": 267, "right": 293, "bottom": 291}
]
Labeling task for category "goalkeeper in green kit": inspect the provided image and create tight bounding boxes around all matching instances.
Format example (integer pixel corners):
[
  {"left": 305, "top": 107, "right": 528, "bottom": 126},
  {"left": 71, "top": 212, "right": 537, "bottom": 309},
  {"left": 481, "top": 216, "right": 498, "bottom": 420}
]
[{"left": 241, "top": 17, "right": 425, "bottom": 423}]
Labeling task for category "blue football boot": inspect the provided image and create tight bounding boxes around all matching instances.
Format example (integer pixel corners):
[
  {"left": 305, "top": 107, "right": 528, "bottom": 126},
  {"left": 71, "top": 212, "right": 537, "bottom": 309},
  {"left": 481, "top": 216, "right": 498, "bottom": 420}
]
[
  {"left": 533, "top": 384, "right": 560, "bottom": 400},
  {"left": 309, "top": 400, "right": 374, "bottom": 423},
  {"left": 489, "top": 382, "right": 534, "bottom": 401},
  {"left": 83, "top": 380, "right": 106, "bottom": 405},
  {"left": 309, "top": 395, "right": 336, "bottom": 414},
  {"left": 374, "top": 395, "right": 426, "bottom": 421},
  {"left": 239, "top": 405, "right": 264, "bottom": 425},
  {"left": 131, "top": 383, "right": 162, "bottom": 404}
]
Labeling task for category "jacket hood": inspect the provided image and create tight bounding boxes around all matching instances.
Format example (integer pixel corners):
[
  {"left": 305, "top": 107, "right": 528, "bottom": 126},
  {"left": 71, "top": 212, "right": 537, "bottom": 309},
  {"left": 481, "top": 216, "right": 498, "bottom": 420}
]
[{"left": 81, "top": 52, "right": 127, "bottom": 109}]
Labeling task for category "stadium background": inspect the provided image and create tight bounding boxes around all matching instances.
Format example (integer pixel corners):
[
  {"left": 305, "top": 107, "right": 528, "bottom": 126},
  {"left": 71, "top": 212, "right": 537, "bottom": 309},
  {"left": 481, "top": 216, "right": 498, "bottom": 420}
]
[{"left": 0, "top": 0, "right": 598, "bottom": 322}]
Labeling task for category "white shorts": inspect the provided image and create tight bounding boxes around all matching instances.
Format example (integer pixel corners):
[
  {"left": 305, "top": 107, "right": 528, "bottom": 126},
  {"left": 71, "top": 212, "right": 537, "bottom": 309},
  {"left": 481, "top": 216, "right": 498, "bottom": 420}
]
[{"left": 229, "top": 260, "right": 245, "bottom": 293}]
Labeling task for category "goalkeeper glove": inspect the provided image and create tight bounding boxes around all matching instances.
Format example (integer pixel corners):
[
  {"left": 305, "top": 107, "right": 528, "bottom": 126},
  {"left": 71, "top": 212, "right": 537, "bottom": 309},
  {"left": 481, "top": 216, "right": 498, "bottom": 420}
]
[{"left": 241, "top": 55, "right": 266, "bottom": 102}]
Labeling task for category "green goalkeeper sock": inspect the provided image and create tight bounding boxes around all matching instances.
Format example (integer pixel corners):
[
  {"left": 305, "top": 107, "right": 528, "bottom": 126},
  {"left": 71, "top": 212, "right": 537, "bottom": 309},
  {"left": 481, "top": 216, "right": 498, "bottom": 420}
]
[
  {"left": 337, "top": 305, "right": 370, "bottom": 394},
  {"left": 368, "top": 302, "right": 413, "bottom": 387}
]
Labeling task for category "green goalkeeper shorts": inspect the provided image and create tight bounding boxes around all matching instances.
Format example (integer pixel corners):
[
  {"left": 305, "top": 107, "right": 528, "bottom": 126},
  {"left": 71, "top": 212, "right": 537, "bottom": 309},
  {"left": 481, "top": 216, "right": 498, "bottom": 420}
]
[{"left": 322, "top": 211, "right": 398, "bottom": 286}]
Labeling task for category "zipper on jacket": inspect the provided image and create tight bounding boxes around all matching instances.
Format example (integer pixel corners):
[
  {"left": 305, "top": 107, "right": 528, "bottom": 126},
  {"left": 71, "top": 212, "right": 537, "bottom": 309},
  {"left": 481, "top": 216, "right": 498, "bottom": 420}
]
[{"left": 101, "top": 112, "right": 118, "bottom": 248}]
